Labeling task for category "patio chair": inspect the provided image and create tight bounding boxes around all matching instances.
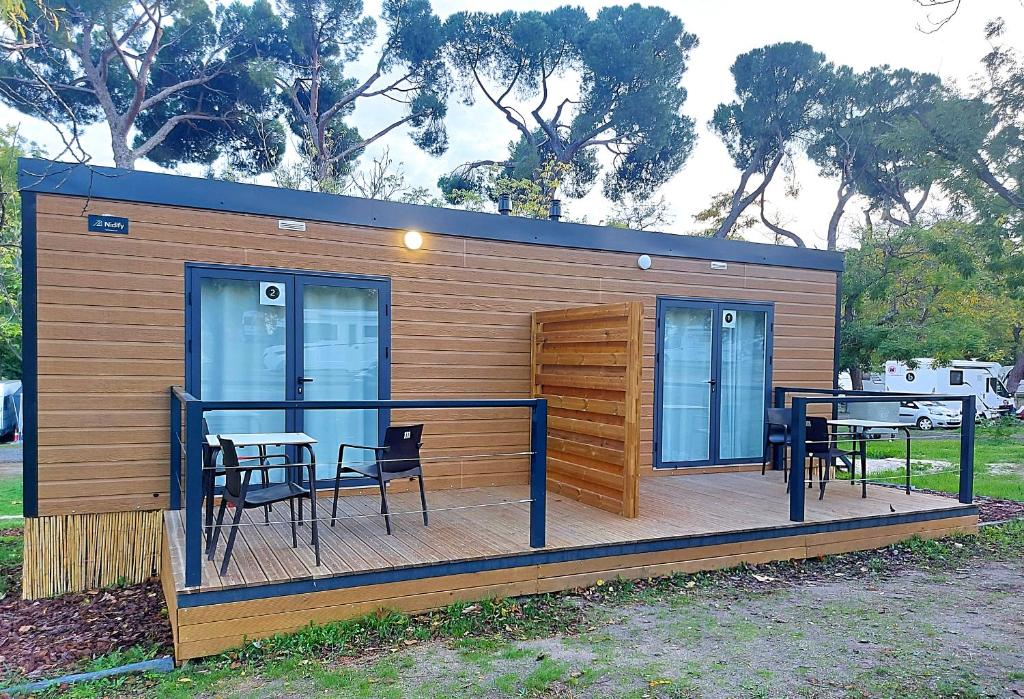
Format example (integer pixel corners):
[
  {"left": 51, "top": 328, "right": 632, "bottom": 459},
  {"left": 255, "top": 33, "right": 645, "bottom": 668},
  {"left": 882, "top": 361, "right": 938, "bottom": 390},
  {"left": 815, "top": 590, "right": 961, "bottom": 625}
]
[
  {"left": 207, "top": 436, "right": 320, "bottom": 575},
  {"left": 805, "top": 417, "right": 856, "bottom": 501},
  {"left": 201, "top": 419, "right": 285, "bottom": 550},
  {"left": 330, "top": 424, "right": 427, "bottom": 535},
  {"left": 762, "top": 408, "right": 793, "bottom": 482}
]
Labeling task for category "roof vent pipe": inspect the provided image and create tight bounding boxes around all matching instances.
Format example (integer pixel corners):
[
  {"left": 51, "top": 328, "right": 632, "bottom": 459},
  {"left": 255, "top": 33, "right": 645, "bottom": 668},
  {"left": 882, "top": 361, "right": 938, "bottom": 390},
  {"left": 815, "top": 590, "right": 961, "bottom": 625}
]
[
  {"left": 498, "top": 193, "right": 512, "bottom": 216},
  {"left": 548, "top": 198, "right": 562, "bottom": 221}
]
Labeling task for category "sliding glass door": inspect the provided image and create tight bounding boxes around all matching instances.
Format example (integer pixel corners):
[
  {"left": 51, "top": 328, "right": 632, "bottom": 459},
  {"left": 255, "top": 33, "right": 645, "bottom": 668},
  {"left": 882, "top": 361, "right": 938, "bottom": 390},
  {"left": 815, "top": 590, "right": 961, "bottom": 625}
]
[
  {"left": 187, "top": 265, "right": 390, "bottom": 482},
  {"left": 656, "top": 298, "right": 773, "bottom": 468}
]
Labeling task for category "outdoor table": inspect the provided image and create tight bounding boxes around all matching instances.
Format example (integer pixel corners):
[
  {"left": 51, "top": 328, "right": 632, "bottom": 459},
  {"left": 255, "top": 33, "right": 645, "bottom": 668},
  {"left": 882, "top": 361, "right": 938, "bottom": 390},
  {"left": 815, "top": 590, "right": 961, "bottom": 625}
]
[
  {"left": 203, "top": 432, "right": 318, "bottom": 545},
  {"left": 827, "top": 419, "right": 912, "bottom": 497}
]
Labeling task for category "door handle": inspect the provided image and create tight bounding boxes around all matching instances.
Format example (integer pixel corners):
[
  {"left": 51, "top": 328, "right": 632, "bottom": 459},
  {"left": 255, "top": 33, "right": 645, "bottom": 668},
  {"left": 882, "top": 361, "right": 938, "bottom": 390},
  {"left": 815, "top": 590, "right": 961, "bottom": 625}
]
[
  {"left": 297, "top": 376, "right": 314, "bottom": 395},
  {"left": 298, "top": 377, "right": 315, "bottom": 383}
]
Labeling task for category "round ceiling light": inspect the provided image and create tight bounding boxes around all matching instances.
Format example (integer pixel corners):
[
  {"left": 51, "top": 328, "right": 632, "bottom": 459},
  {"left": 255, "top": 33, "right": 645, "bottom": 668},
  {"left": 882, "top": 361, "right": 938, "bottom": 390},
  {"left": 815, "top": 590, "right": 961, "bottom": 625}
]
[{"left": 404, "top": 230, "right": 423, "bottom": 250}]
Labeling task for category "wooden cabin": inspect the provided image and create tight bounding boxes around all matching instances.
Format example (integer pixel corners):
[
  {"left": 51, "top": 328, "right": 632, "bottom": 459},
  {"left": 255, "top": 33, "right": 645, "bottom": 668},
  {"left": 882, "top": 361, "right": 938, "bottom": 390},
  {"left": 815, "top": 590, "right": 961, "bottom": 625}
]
[{"left": 18, "top": 158, "right": 978, "bottom": 661}]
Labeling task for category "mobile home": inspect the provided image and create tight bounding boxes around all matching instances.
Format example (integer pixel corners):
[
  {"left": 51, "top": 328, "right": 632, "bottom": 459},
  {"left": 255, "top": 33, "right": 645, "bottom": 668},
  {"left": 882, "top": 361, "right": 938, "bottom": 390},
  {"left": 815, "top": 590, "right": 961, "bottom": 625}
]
[
  {"left": 18, "top": 158, "right": 978, "bottom": 661},
  {"left": 884, "top": 359, "right": 1014, "bottom": 418}
]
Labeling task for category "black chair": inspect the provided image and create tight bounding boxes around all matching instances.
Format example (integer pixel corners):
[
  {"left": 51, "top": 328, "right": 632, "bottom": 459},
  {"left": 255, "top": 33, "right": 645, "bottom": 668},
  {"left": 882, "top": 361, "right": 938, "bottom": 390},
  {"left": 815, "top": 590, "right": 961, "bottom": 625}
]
[
  {"left": 201, "top": 419, "right": 284, "bottom": 550},
  {"left": 762, "top": 408, "right": 793, "bottom": 481},
  {"left": 805, "top": 417, "right": 856, "bottom": 500},
  {"left": 331, "top": 424, "right": 427, "bottom": 535},
  {"left": 207, "top": 436, "right": 320, "bottom": 575}
]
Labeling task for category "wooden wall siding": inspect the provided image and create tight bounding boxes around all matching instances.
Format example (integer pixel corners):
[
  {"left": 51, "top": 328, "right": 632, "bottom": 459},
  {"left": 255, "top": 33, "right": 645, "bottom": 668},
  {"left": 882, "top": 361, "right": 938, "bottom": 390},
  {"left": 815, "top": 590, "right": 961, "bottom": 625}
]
[
  {"left": 34, "top": 194, "right": 839, "bottom": 516},
  {"left": 531, "top": 303, "right": 642, "bottom": 517}
]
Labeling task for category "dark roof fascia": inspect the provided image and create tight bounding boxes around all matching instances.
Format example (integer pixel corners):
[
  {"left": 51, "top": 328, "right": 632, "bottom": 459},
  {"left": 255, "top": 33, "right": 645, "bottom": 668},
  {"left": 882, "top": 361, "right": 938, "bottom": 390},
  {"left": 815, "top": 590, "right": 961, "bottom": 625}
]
[{"left": 19, "top": 158, "right": 844, "bottom": 272}]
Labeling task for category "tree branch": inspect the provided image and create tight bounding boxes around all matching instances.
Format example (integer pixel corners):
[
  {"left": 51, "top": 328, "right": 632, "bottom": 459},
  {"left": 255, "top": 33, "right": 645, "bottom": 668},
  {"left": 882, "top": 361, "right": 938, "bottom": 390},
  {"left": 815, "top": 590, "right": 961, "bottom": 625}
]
[{"left": 758, "top": 190, "right": 806, "bottom": 247}]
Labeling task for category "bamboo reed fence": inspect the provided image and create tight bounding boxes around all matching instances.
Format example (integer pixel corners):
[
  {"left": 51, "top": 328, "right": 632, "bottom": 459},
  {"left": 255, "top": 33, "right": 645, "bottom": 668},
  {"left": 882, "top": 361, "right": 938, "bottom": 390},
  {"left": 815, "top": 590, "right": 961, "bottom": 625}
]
[{"left": 21, "top": 510, "right": 163, "bottom": 599}]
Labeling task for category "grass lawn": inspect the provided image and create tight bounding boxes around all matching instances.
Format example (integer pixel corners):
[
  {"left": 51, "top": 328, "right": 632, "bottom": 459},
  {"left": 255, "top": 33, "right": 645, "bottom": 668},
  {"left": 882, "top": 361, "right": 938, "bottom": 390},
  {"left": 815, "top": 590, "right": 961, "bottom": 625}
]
[
  {"left": 0, "top": 475, "right": 22, "bottom": 597},
  {"left": 0, "top": 474, "right": 23, "bottom": 522},
  {"left": 864, "top": 420, "right": 1024, "bottom": 501}
]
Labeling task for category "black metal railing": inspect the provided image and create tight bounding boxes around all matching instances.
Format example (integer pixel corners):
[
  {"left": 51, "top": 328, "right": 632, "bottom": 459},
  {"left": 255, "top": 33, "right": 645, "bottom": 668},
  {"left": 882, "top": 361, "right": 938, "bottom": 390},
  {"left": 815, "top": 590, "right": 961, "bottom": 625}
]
[
  {"left": 170, "top": 386, "right": 548, "bottom": 588},
  {"left": 771, "top": 387, "right": 976, "bottom": 522}
]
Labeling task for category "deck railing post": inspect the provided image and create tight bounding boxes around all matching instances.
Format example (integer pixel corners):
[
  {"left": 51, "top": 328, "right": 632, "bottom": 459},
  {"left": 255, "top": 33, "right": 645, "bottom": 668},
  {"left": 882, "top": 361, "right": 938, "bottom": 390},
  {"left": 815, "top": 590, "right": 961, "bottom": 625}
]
[
  {"left": 959, "top": 395, "right": 976, "bottom": 505},
  {"left": 529, "top": 399, "right": 547, "bottom": 548},
  {"left": 184, "top": 399, "right": 204, "bottom": 587},
  {"left": 789, "top": 397, "right": 807, "bottom": 522},
  {"left": 169, "top": 388, "right": 181, "bottom": 510},
  {"left": 773, "top": 386, "right": 786, "bottom": 409}
]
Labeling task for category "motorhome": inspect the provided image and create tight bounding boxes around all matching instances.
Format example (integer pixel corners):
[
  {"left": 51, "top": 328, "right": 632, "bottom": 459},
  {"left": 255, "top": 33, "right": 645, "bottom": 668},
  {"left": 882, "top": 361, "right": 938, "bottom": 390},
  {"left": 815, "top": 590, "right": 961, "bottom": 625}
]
[{"left": 883, "top": 359, "right": 1014, "bottom": 419}]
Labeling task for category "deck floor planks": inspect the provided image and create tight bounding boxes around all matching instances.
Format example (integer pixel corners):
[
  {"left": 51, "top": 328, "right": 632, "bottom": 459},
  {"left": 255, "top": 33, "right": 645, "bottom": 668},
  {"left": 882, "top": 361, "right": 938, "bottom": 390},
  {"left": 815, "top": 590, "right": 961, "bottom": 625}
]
[
  {"left": 245, "top": 511, "right": 316, "bottom": 583},
  {"left": 338, "top": 491, "right": 453, "bottom": 565},
  {"left": 169, "top": 471, "right": 964, "bottom": 594}
]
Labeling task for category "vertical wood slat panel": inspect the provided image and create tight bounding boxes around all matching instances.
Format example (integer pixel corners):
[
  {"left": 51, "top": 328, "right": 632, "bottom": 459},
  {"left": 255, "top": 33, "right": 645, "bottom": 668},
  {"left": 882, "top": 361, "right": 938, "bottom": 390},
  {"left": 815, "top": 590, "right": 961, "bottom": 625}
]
[
  {"left": 21, "top": 510, "right": 163, "bottom": 599},
  {"left": 531, "top": 303, "right": 642, "bottom": 517}
]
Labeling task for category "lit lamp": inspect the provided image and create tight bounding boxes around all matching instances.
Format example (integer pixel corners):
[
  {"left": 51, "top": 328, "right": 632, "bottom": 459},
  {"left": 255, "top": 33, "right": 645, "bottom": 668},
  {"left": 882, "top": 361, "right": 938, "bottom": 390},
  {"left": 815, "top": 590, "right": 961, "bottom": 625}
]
[{"left": 403, "top": 230, "right": 423, "bottom": 250}]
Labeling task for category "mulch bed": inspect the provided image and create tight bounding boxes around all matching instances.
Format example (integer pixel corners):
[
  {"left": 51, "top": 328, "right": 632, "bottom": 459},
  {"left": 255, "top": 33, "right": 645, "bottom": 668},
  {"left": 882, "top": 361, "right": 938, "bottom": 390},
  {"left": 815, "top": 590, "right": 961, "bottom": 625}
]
[
  {"left": 0, "top": 576, "right": 172, "bottom": 681},
  {"left": 919, "top": 489, "right": 1024, "bottom": 523}
]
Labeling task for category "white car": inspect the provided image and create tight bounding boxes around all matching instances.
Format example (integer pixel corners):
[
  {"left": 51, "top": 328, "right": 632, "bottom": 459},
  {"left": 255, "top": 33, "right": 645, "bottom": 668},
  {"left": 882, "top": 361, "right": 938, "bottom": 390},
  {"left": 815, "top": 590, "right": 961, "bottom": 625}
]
[{"left": 898, "top": 400, "right": 962, "bottom": 430}]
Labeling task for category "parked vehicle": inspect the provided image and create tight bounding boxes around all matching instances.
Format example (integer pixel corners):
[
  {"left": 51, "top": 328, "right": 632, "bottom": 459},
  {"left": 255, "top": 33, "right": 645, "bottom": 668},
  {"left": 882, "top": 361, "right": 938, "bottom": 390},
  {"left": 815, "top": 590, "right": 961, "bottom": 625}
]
[
  {"left": 898, "top": 400, "right": 961, "bottom": 430},
  {"left": 0, "top": 380, "right": 22, "bottom": 442},
  {"left": 882, "top": 359, "right": 1014, "bottom": 419}
]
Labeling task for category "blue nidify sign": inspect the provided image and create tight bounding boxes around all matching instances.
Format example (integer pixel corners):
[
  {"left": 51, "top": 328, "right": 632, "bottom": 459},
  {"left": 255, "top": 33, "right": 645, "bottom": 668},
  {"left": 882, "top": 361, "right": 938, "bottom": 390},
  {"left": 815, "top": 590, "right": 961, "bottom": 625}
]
[{"left": 87, "top": 214, "right": 129, "bottom": 234}]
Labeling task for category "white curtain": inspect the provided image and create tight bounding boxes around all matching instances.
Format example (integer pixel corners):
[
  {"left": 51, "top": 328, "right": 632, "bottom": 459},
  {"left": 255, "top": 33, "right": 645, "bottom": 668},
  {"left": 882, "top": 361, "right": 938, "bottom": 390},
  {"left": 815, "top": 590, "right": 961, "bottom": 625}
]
[
  {"left": 718, "top": 310, "right": 767, "bottom": 460},
  {"left": 661, "top": 306, "right": 713, "bottom": 463},
  {"left": 301, "top": 285, "right": 379, "bottom": 480},
  {"left": 199, "top": 278, "right": 287, "bottom": 437},
  {"left": 200, "top": 278, "right": 288, "bottom": 483}
]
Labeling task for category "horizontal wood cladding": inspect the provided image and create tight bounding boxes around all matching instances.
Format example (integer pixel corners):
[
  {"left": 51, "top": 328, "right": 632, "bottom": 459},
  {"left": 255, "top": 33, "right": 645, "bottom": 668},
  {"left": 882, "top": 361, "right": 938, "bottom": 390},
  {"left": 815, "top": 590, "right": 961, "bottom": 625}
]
[
  {"left": 33, "top": 194, "right": 839, "bottom": 515},
  {"left": 532, "top": 303, "right": 642, "bottom": 517}
]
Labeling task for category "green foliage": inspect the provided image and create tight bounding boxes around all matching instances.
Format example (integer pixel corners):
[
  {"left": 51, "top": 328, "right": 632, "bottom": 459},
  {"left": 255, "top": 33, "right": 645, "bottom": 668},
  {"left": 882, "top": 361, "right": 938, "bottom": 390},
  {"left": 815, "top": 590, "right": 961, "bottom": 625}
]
[
  {"left": 440, "top": 157, "right": 571, "bottom": 219},
  {"left": 443, "top": 4, "right": 697, "bottom": 203},
  {"left": 840, "top": 220, "right": 1020, "bottom": 375},
  {"left": 0, "top": 126, "right": 22, "bottom": 379},
  {"left": 712, "top": 42, "right": 831, "bottom": 174},
  {"left": 0, "top": 0, "right": 285, "bottom": 171},
  {"left": 267, "top": 0, "right": 449, "bottom": 189}
]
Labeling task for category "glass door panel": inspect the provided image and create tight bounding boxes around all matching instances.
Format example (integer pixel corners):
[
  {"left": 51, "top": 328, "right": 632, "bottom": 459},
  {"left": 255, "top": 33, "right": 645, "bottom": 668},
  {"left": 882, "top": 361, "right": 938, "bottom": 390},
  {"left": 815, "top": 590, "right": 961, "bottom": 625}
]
[
  {"left": 718, "top": 308, "right": 769, "bottom": 461},
  {"left": 660, "top": 305, "right": 714, "bottom": 464},
  {"left": 198, "top": 276, "right": 288, "bottom": 478},
  {"left": 298, "top": 282, "right": 382, "bottom": 480}
]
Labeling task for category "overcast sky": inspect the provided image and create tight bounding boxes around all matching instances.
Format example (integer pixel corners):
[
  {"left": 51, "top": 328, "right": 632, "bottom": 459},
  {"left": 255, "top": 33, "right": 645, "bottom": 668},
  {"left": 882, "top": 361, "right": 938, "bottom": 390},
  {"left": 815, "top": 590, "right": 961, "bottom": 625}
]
[{"left": 4, "top": 0, "right": 1020, "bottom": 249}]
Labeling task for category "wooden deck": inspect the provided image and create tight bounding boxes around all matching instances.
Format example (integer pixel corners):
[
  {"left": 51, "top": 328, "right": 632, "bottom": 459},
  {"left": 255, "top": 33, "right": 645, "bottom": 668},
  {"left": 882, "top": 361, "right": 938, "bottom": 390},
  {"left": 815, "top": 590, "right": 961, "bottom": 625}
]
[
  {"left": 161, "top": 471, "right": 977, "bottom": 659},
  {"left": 165, "top": 471, "right": 972, "bottom": 594}
]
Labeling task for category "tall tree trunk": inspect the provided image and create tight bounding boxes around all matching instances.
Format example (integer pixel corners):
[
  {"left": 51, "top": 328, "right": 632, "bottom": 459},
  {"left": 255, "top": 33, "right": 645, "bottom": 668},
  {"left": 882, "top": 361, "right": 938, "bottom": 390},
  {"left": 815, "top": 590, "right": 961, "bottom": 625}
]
[
  {"left": 827, "top": 180, "right": 854, "bottom": 251},
  {"left": 1006, "top": 325, "right": 1024, "bottom": 394},
  {"left": 849, "top": 364, "right": 864, "bottom": 391},
  {"left": 110, "top": 132, "right": 135, "bottom": 169},
  {"left": 713, "top": 147, "right": 783, "bottom": 239}
]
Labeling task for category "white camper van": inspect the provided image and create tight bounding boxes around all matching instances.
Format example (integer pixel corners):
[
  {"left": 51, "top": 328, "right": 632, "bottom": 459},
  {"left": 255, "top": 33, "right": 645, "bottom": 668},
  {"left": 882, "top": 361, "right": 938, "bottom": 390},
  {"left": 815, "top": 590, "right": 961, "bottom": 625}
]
[{"left": 883, "top": 359, "right": 1014, "bottom": 419}]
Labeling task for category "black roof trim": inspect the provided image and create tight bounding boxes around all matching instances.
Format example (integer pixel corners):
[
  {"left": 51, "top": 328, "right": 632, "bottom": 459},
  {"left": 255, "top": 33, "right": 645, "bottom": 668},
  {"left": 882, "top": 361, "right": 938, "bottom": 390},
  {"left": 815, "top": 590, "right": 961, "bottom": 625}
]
[{"left": 19, "top": 158, "right": 844, "bottom": 272}]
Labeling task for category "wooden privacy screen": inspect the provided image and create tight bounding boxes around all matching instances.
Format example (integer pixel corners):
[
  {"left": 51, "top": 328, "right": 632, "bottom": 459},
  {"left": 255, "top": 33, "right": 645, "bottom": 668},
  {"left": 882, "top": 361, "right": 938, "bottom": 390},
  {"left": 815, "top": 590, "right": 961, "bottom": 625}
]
[{"left": 531, "top": 302, "right": 643, "bottom": 517}]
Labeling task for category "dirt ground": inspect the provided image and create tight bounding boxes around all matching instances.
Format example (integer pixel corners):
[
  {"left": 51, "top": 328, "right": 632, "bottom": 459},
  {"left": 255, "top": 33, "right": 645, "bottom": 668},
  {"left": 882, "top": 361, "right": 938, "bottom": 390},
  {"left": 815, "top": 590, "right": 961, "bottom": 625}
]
[{"left": 213, "top": 558, "right": 1024, "bottom": 699}]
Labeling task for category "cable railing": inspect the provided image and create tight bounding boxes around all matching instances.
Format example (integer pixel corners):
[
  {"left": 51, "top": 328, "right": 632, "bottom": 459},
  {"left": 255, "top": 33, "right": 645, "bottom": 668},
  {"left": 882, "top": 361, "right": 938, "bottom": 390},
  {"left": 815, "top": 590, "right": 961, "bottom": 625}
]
[
  {"left": 169, "top": 386, "right": 548, "bottom": 588},
  {"left": 772, "top": 387, "right": 976, "bottom": 522}
]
